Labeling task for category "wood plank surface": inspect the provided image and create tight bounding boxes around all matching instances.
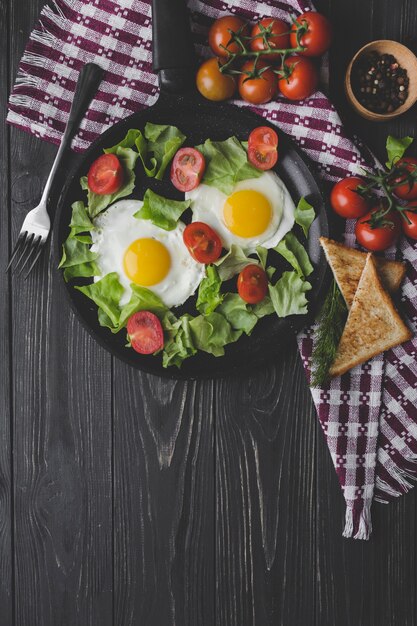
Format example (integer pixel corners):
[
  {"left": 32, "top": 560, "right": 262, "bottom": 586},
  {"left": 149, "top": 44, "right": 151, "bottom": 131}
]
[{"left": 2, "top": 0, "right": 417, "bottom": 625}]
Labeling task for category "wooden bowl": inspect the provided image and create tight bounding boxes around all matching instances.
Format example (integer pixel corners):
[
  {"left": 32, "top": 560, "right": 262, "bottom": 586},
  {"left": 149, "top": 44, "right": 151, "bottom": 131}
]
[{"left": 345, "top": 40, "right": 417, "bottom": 121}]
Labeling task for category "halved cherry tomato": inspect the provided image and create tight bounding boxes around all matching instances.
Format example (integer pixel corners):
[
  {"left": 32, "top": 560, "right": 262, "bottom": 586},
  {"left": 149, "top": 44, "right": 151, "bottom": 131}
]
[
  {"left": 250, "top": 18, "right": 290, "bottom": 61},
  {"left": 127, "top": 311, "right": 164, "bottom": 355},
  {"left": 208, "top": 15, "right": 249, "bottom": 57},
  {"left": 391, "top": 156, "right": 417, "bottom": 200},
  {"left": 248, "top": 126, "right": 279, "bottom": 170},
  {"left": 290, "top": 12, "right": 333, "bottom": 57},
  {"left": 196, "top": 58, "right": 236, "bottom": 102},
  {"left": 238, "top": 60, "right": 277, "bottom": 105},
  {"left": 237, "top": 264, "right": 268, "bottom": 304},
  {"left": 402, "top": 202, "right": 417, "bottom": 239},
  {"left": 330, "top": 176, "right": 370, "bottom": 219},
  {"left": 278, "top": 56, "right": 318, "bottom": 101},
  {"left": 171, "top": 148, "right": 206, "bottom": 192},
  {"left": 355, "top": 209, "right": 401, "bottom": 251},
  {"left": 183, "top": 222, "right": 222, "bottom": 264},
  {"left": 87, "top": 153, "right": 124, "bottom": 195}
]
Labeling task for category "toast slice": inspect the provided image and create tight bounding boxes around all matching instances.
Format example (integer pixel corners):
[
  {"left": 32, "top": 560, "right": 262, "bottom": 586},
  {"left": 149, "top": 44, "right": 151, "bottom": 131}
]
[
  {"left": 329, "top": 253, "right": 412, "bottom": 378},
  {"left": 320, "top": 237, "right": 406, "bottom": 309}
]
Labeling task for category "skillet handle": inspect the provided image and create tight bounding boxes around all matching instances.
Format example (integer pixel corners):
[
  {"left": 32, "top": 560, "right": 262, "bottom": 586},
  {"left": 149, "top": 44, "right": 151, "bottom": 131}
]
[{"left": 151, "top": 0, "right": 196, "bottom": 94}]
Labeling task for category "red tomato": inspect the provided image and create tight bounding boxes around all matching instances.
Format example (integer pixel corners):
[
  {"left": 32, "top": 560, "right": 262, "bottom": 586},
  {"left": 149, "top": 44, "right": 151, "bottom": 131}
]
[
  {"left": 87, "top": 154, "right": 124, "bottom": 195},
  {"left": 237, "top": 264, "right": 268, "bottom": 304},
  {"left": 170, "top": 148, "right": 206, "bottom": 192},
  {"left": 355, "top": 209, "right": 401, "bottom": 251},
  {"left": 183, "top": 222, "right": 222, "bottom": 264},
  {"left": 208, "top": 15, "right": 249, "bottom": 57},
  {"left": 330, "top": 176, "right": 370, "bottom": 219},
  {"left": 238, "top": 60, "right": 277, "bottom": 105},
  {"left": 290, "top": 11, "right": 333, "bottom": 57},
  {"left": 402, "top": 202, "right": 417, "bottom": 239},
  {"left": 248, "top": 126, "right": 279, "bottom": 170},
  {"left": 278, "top": 56, "right": 318, "bottom": 101},
  {"left": 196, "top": 58, "right": 236, "bottom": 102},
  {"left": 250, "top": 18, "right": 290, "bottom": 61},
  {"left": 127, "top": 311, "right": 164, "bottom": 355},
  {"left": 391, "top": 156, "right": 417, "bottom": 200}
]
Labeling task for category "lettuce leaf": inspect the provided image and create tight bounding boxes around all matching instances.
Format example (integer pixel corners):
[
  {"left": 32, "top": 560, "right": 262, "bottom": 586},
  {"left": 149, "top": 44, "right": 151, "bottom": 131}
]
[
  {"left": 256, "top": 245, "right": 268, "bottom": 269},
  {"left": 69, "top": 201, "right": 94, "bottom": 236},
  {"left": 63, "top": 261, "right": 100, "bottom": 283},
  {"left": 114, "top": 284, "right": 168, "bottom": 333},
  {"left": 134, "top": 189, "right": 191, "bottom": 231},
  {"left": 196, "top": 136, "right": 263, "bottom": 195},
  {"left": 135, "top": 122, "right": 186, "bottom": 180},
  {"left": 294, "top": 197, "right": 315, "bottom": 238},
  {"left": 386, "top": 135, "right": 413, "bottom": 169},
  {"left": 189, "top": 312, "right": 241, "bottom": 357},
  {"left": 273, "top": 232, "right": 313, "bottom": 278},
  {"left": 196, "top": 265, "right": 223, "bottom": 315},
  {"left": 75, "top": 272, "right": 124, "bottom": 327},
  {"left": 215, "top": 244, "right": 258, "bottom": 280},
  {"left": 251, "top": 296, "right": 275, "bottom": 318},
  {"left": 162, "top": 312, "right": 197, "bottom": 368},
  {"left": 268, "top": 272, "right": 312, "bottom": 317},
  {"left": 217, "top": 293, "right": 258, "bottom": 335},
  {"left": 59, "top": 202, "right": 100, "bottom": 282}
]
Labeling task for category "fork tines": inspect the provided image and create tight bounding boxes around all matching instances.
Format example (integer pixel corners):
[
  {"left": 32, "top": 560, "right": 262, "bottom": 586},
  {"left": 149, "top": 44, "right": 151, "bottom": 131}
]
[{"left": 6, "top": 232, "right": 45, "bottom": 279}]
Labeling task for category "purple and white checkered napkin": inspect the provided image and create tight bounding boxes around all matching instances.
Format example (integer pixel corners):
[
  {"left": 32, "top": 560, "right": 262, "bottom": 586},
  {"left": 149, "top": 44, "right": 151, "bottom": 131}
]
[{"left": 8, "top": 0, "right": 417, "bottom": 539}]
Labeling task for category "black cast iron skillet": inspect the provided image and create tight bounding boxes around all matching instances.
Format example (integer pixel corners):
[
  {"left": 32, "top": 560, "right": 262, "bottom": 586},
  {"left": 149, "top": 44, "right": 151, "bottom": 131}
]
[{"left": 56, "top": 0, "right": 330, "bottom": 380}]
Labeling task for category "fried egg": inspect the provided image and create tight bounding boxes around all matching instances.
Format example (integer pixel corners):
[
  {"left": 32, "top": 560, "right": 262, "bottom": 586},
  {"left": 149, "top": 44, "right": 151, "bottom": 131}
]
[
  {"left": 91, "top": 200, "right": 205, "bottom": 307},
  {"left": 186, "top": 171, "right": 296, "bottom": 252}
]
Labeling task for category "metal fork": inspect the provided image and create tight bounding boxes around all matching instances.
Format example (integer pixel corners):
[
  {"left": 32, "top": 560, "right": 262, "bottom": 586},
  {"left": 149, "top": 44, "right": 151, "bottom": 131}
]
[{"left": 7, "top": 62, "right": 104, "bottom": 278}]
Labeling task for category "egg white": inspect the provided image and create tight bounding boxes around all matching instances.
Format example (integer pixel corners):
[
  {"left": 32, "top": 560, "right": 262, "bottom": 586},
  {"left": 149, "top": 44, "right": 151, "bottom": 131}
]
[
  {"left": 186, "top": 171, "right": 296, "bottom": 253},
  {"left": 90, "top": 200, "right": 205, "bottom": 307}
]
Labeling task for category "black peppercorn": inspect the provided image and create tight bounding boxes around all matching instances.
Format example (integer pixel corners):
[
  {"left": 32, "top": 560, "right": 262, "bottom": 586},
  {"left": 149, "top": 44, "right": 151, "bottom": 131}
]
[{"left": 352, "top": 51, "right": 409, "bottom": 113}]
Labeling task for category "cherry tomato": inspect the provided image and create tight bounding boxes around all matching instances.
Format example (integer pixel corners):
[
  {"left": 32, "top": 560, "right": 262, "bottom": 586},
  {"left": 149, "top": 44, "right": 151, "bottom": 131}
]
[
  {"left": 87, "top": 154, "right": 124, "bottom": 195},
  {"left": 238, "top": 60, "right": 277, "bottom": 105},
  {"left": 127, "top": 311, "right": 164, "bottom": 355},
  {"left": 196, "top": 58, "right": 236, "bottom": 102},
  {"left": 248, "top": 126, "right": 278, "bottom": 170},
  {"left": 250, "top": 18, "right": 290, "bottom": 61},
  {"left": 355, "top": 209, "right": 401, "bottom": 251},
  {"left": 278, "top": 56, "right": 318, "bottom": 101},
  {"left": 391, "top": 156, "right": 417, "bottom": 200},
  {"left": 402, "top": 202, "right": 417, "bottom": 239},
  {"left": 330, "top": 176, "right": 370, "bottom": 219},
  {"left": 183, "top": 222, "right": 222, "bottom": 264},
  {"left": 237, "top": 264, "right": 268, "bottom": 304},
  {"left": 208, "top": 15, "right": 249, "bottom": 57},
  {"left": 290, "top": 11, "right": 333, "bottom": 57},
  {"left": 171, "top": 148, "right": 205, "bottom": 192}
]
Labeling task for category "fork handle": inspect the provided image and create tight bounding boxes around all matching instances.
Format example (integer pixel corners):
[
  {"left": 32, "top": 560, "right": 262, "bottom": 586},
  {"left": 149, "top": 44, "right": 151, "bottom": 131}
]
[{"left": 39, "top": 62, "right": 104, "bottom": 207}]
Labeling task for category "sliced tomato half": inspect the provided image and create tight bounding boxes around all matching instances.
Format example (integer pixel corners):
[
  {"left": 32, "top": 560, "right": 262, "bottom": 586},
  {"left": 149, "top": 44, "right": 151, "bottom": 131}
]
[
  {"left": 248, "top": 126, "right": 279, "bottom": 171},
  {"left": 87, "top": 153, "right": 124, "bottom": 195},
  {"left": 127, "top": 311, "right": 164, "bottom": 355},
  {"left": 183, "top": 222, "right": 222, "bottom": 264},
  {"left": 171, "top": 147, "right": 206, "bottom": 192}
]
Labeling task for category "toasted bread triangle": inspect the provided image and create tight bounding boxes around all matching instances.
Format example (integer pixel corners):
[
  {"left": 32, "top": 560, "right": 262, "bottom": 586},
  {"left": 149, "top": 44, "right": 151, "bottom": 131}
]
[
  {"left": 329, "top": 254, "right": 412, "bottom": 378},
  {"left": 320, "top": 237, "right": 406, "bottom": 309}
]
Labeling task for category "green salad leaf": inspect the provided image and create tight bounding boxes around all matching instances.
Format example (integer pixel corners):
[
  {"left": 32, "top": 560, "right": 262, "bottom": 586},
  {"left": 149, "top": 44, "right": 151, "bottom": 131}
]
[
  {"left": 251, "top": 296, "right": 275, "bottom": 318},
  {"left": 75, "top": 272, "right": 125, "bottom": 327},
  {"left": 386, "top": 135, "right": 413, "bottom": 169},
  {"left": 196, "top": 136, "right": 262, "bottom": 195},
  {"left": 135, "top": 122, "right": 186, "bottom": 180},
  {"left": 294, "top": 197, "right": 315, "bottom": 238},
  {"left": 268, "top": 271, "right": 312, "bottom": 317},
  {"left": 215, "top": 244, "right": 258, "bottom": 281},
  {"left": 256, "top": 245, "right": 268, "bottom": 269},
  {"left": 273, "top": 232, "right": 313, "bottom": 278},
  {"left": 69, "top": 201, "right": 94, "bottom": 236},
  {"left": 196, "top": 265, "right": 223, "bottom": 315},
  {"left": 59, "top": 202, "right": 99, "bottom": 282},
  {"left": 189, "top": 312, "right": 241, "bottom": 357},
  {"left": 115, "top": 284, "right": 168, "bottom": 333},
  {"left": 217, "top": 293, "right": 258, "bottom": 335},
  {"left": 162, "top": 312, "right": 197, "bottom": 368},
  {"left": 134, "top": 189, "right": 191, "bottom": 231}
]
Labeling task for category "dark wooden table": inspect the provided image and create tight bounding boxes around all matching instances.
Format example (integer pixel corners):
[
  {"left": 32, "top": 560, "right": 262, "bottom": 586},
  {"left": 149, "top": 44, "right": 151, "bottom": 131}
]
[{"left": 1, "top": 0, "right": 417, "bottom": 624}]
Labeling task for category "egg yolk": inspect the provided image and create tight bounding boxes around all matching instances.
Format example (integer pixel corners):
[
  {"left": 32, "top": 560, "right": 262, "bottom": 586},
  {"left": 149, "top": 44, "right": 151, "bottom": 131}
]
[
  {"left": 223, "top": 190, "right": 272, "bottom": 238},
  {"left": 123, "top": 238, "right": 171, "bottom": 286}
]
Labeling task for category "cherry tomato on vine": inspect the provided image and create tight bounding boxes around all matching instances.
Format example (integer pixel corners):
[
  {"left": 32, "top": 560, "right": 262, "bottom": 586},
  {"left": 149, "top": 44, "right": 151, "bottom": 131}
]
[
  {"left": 391, "top": 156, "right": 417, "bottom": 200},
  {"left": 401, "top": 202, "right": 417, "bottom": 240},
  {"left": 238, "top": 60, "right": 277, "bottom": 104},
  {"left": 330, "top": 176, "right": 370, "bottom": 219},
  {"left": 290, "top": 12, "right": 333, "bottom": 57},
  {"left": 208, "top": 15, "right": 249, "bottom": 57},
  {"left": 248, "top": 126, "right": 279, "bottom": 170},
  {"left": 170, "top": 148, "right": 205, "bottom": 192},
  {"left": 250, "top": 18, "right": 290, "bottom": 61},
  {"left": 183, "top": 222, "right": 223, "bottom": 264},
  {"left": 127, "top": 311, "right": 164, "bottom": 355},
  {"left": 277, "top": 55, "right": 318, "bottom": 101},
  {"left": 196, "top": 57, "right": 236, "bottom": 102},
  {"left": 237, "top": 264, "right": 268, "bottom": 304},
  {"left": 87, "top": 154, "right": 124, "bottom": 195},
  {"left": 355, "top": 209, "right": 401, "bottom": 251}
]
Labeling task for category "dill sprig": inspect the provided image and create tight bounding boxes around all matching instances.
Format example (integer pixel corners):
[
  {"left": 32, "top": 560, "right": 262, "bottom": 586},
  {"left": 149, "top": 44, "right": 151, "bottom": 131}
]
[{"left": 311, "top": 280, "right": 348, "bottom": 387}]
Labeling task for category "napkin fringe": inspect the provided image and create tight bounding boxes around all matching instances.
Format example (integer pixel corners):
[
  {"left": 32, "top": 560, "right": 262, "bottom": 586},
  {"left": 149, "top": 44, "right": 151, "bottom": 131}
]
[
  {"left": 375, "top": 460, "right": 417, "bottom": 502},
  {"left": 342, "top": 503, "right": 372, "bottom": 540}
]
